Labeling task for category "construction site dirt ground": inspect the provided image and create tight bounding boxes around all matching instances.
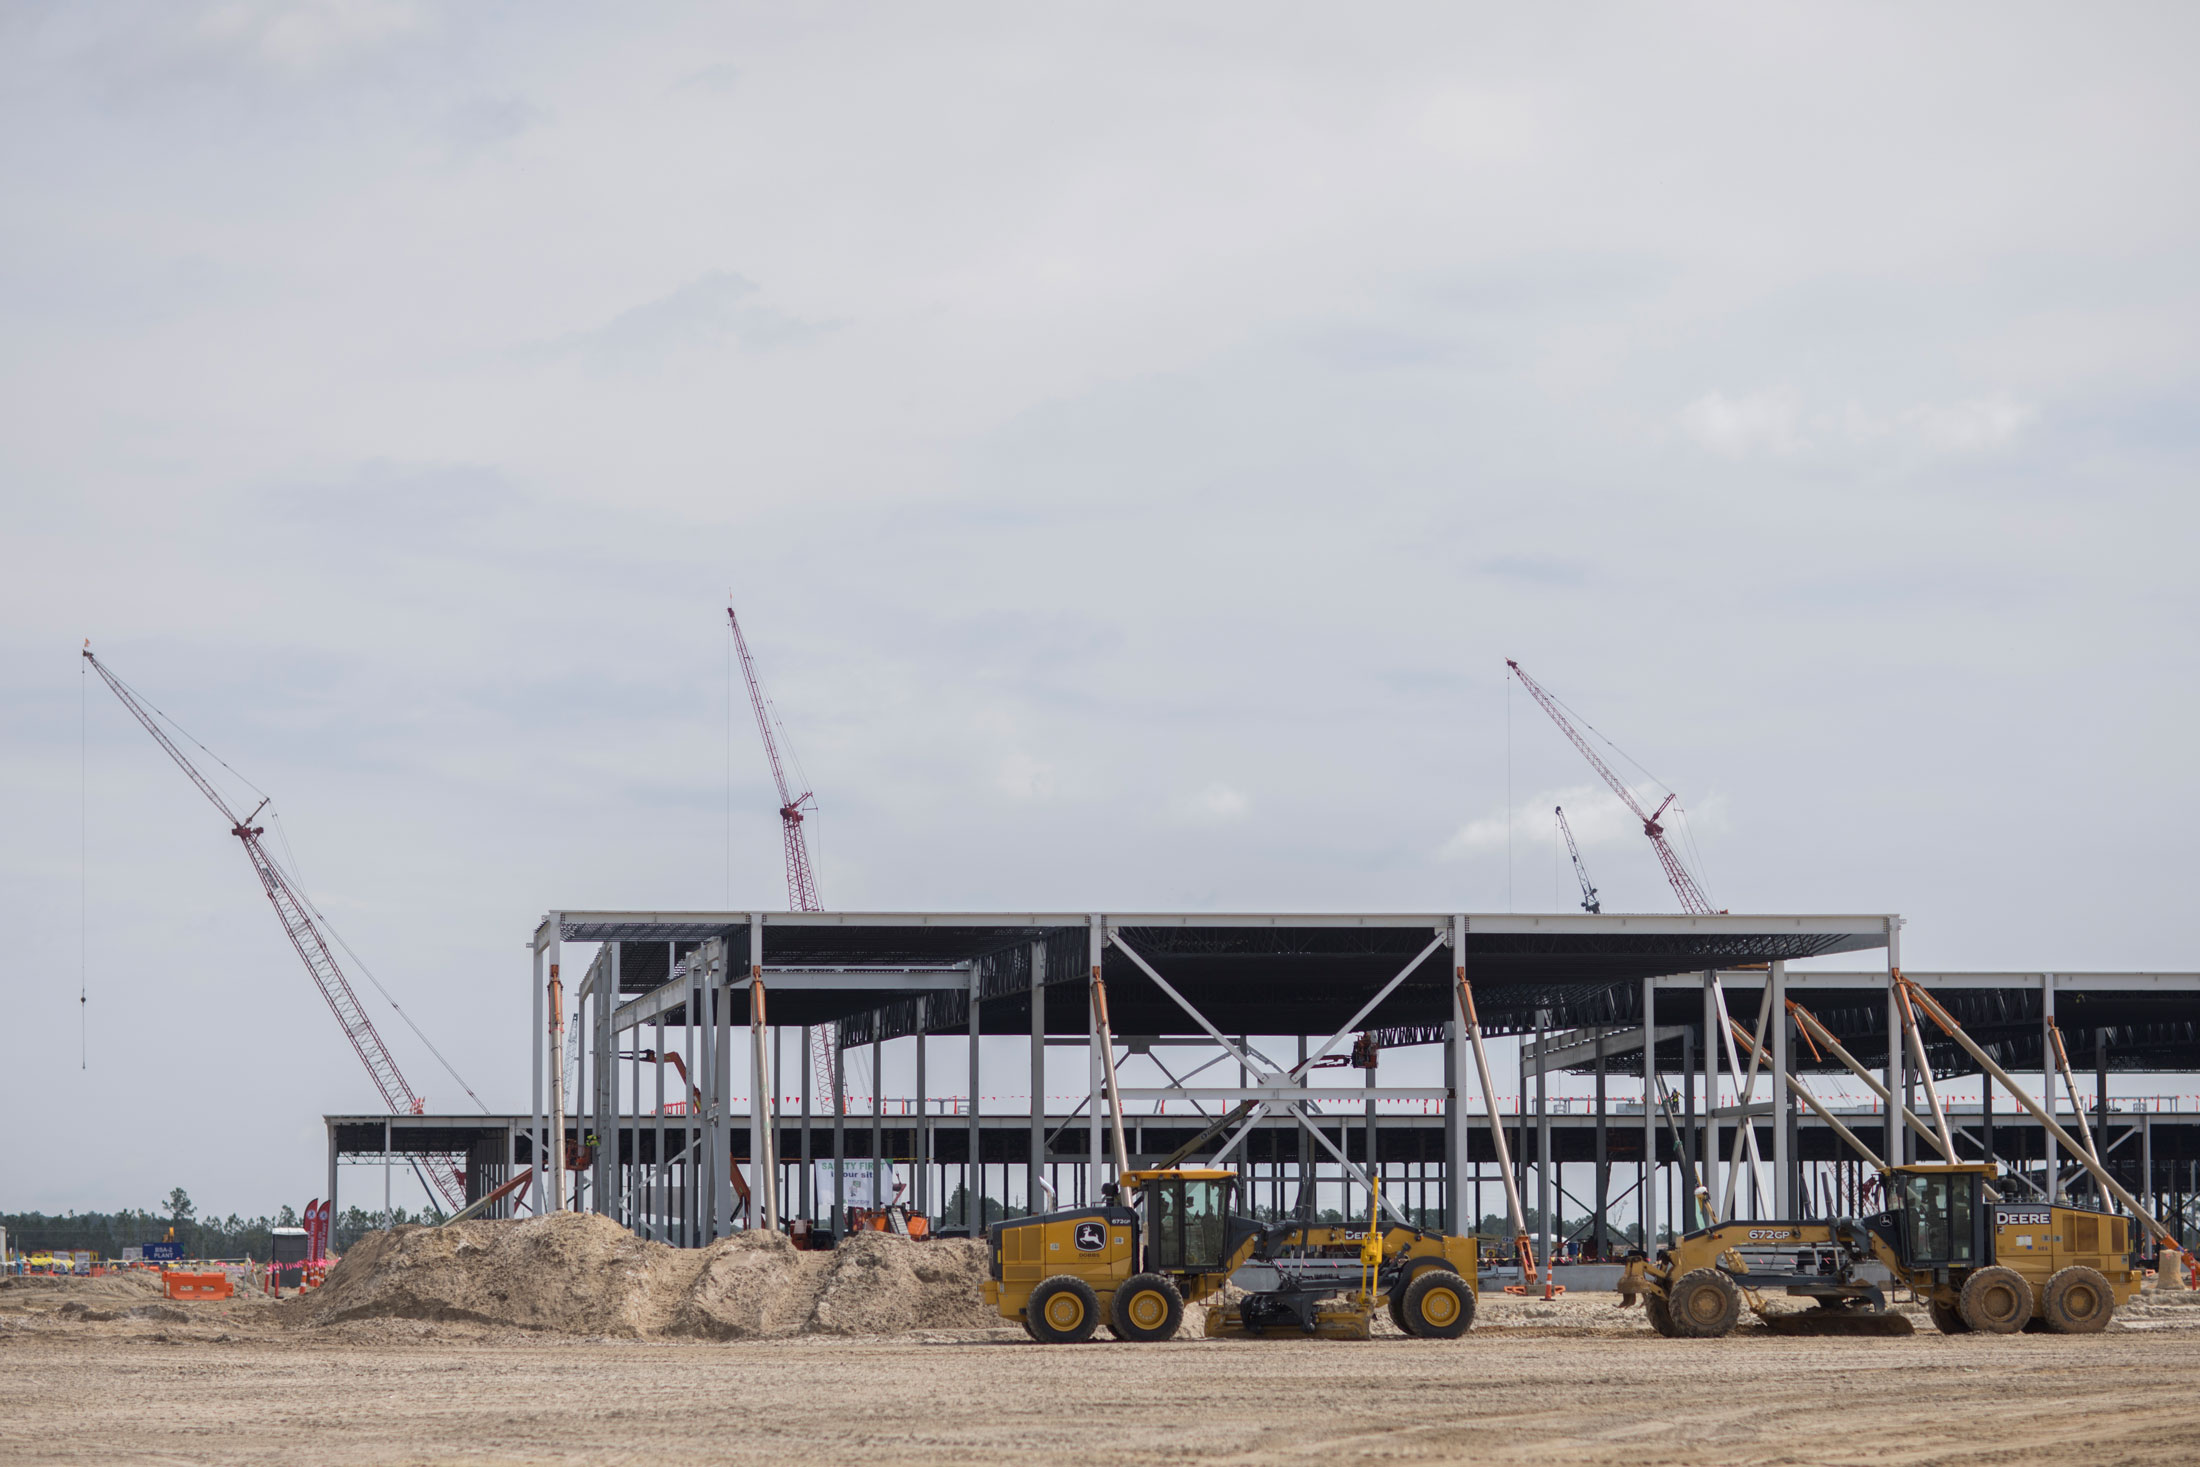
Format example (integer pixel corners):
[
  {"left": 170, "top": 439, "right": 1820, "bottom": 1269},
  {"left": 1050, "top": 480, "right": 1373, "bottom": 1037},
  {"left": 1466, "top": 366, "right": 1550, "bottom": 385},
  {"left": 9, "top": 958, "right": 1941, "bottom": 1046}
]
[{"left": 8, "top": 1289, "right": 2200, "bottom": 1465}]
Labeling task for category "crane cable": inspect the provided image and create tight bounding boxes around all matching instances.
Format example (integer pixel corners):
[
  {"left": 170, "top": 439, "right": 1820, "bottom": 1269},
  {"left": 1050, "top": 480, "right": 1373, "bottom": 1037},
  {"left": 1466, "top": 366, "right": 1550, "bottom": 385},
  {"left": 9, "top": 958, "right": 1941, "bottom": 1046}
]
[
  {"left": 1539, "top": 675, "right": 1717, "bottom": 892},
  {"left": 80, "top": 649, "right": 88, "bottom": 1070}
]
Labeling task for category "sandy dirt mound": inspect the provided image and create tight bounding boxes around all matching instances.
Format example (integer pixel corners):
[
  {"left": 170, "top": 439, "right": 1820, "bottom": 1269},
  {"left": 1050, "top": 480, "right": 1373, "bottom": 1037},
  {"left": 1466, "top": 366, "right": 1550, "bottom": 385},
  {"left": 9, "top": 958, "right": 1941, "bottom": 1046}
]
[
  {"left": 0, "top": 1271, "right": 165, "bottom": 1311},
  {"left": 292, "top": 1214, "right": 993, "bottom": 1339},
  {"left": 807, "top": 1230, "right": 993, "bottom": 1334},
  {"left": 295, "top": 1214, "right": 673, "bottom": 1335}
]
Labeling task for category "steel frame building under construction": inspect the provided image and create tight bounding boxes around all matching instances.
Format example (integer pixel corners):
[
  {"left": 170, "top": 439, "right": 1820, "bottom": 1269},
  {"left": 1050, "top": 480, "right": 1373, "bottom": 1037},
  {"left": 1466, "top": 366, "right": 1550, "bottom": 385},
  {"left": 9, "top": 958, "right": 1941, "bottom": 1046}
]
[{"left": 323, "top": 908, "right": 2200, "bottom": 1262}]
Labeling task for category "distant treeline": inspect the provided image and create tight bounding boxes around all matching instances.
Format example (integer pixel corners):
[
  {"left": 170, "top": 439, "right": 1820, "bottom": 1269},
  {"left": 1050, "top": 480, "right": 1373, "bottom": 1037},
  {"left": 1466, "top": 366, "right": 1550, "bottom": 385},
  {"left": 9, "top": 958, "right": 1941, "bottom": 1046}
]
[{"left": 3, "top": 1189, "right": 438, "bottom": 1259}]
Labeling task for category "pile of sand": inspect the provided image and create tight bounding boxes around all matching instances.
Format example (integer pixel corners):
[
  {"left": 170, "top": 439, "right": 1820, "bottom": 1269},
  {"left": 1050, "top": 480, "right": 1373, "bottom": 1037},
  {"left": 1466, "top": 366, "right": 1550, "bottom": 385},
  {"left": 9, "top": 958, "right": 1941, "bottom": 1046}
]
[
  {"left": 0, "top": 1271, "right": 169, "bottom": 1318},
  {"left": 288, "top": 1214, "right": 996, "bottom": 1339},
  {"left": 1, "top": 1272, "right": 160, "bottom": 1301}
]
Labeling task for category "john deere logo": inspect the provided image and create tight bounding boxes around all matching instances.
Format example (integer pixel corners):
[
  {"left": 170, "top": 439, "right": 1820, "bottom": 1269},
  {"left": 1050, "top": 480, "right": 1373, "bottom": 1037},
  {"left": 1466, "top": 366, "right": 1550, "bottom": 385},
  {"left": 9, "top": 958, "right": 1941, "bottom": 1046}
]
[{"left": 1073, "top": 1221, "right": 1106, "bottom": 1252}]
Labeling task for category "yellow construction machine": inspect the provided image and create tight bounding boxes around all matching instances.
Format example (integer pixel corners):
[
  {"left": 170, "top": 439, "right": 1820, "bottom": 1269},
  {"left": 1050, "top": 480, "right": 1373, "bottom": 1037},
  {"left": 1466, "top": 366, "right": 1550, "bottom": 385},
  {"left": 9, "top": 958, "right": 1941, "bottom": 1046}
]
[
  {"left": 1620, "top": 1161, "right": 2142, "bottom": 1338},
  {"left": 984, "top": 1167, "right": 1479, "bottom": 1342}
]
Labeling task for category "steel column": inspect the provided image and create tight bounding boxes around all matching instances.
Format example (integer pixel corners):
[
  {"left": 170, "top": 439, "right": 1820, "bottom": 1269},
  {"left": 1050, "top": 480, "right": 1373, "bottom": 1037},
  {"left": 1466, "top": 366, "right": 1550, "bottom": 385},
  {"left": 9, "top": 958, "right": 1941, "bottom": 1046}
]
[
  {"left": 1592, "top": 1032, "right": 1607, "bottom": 1256},
  {"left": 915, "top": 1003, "right": 929, "bottom": 1216},
  {"left": 1088, "top": 916, "right": 1104, "bottom": 1202},
  {"left": 1890, "top": 918, "right": 1905, "bottom": 1173},
  {"left": 601, "top": 945, "right": 618, "bottom": 1216},
  {"left": 1680, "top": 1026, "right": 1695, "bottom": 1228},
  {"left": 1642, "top": 975, "right": 1658, "bottom": 1246},
  {"left": 1535, "top": 1018, "right": 1551, "bottom": 1270},
  {"left": 873, "top": 1033, "right": 885, "bottom": 1213},
  {"left": 749, "top": 916, "right": 776, "bottom": 1231},
  {"left": 654, "top": 1010, "right": 667, "bottom": 1239},
  {"left": 2044, "top": 974, "right": 2060, "bottom": 1202},
  {"left": 716, "top": 939, "right": 735, "bottom": 1235},
  {"left": 967, "top": 960, "right": 981, "bottom": 1223},
  {"left": 548, "top": 922, "right": 565, "bottom": 1213},
  {"left": 1029, "top": 941, "right": 1046, "bottom": 1213},
  {"left": 1448, "top": 915, "right": 1470, "bottom": 1235},
  {"left": 1702, "top": 971, "right": 1719, "bottom": 1220},
  {"left": 800, "top": 1022, "right": 814, "bottom": 1223},
  {"left": 630, "top": 994, "right": 641, "bottom": 1228},
  {"left": 2096, "top": 1031, "right": 2110, "bottom": 1206},
  {"left": 832, "top": 1026, "right": 846, "bottom": 1233},
  {"left": 1442, "top": 1008, "right": 1460, "bottom": 1233},
  {"left": 1771, "top": 960, "right": 1790, "bottom": 1215}
]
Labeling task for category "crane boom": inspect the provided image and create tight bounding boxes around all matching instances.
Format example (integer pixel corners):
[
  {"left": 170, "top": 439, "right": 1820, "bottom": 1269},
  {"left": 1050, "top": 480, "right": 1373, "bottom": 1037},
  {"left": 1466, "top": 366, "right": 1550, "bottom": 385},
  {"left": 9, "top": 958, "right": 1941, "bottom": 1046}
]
[
  {"left": 1507, "top": 659, "right": 1716, "bottom": 916},
  {"left": 728, "top": 605, "right": 821, "bottom": 913},
  {"left": 84, "top": 648, "right": 467, "bottom": 1211},
  {"left": 1554, "top": 805, "right": 1600, "bottom": 914},
  {"left": 725, "top": 603, "right": 862, "bottom": 1113}
]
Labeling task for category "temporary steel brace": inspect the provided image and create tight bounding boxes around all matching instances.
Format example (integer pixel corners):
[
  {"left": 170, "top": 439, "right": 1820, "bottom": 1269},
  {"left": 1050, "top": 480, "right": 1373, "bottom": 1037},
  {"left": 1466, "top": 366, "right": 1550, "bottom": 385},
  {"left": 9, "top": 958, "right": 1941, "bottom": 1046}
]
[
  {"left": 1089, "top": 971, "right": 1132, "bottom": 1183},
  {"left": 1786, "top": 999, "right": 1990, "bottom": 1192},
  {"left": 1901, "top": 978, "right": 2173, "bottom": 1246},
  {"left": 1725, "top": 1018, "right": 1887, "bottom": 1172},
  {"left": 2048, "top": 1020, "right": 2103, "bottom": 1163},
  {"left": 1454, "top": 952, "right": 1535, "bottom": 1283},
  {"left": 1895, "top": 976, "right": 1959, "bottom": 1165}
]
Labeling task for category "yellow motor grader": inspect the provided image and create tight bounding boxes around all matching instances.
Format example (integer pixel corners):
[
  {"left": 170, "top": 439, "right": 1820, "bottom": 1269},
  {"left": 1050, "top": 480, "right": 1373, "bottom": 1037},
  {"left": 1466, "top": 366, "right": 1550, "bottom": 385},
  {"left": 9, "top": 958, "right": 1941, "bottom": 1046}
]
[
  {"left": 983, "top": 1167, "right": 1479, "bottom": 1342},
  {"left": 1620, "top": 1161, "right": 2142, "bottom": 1338}
]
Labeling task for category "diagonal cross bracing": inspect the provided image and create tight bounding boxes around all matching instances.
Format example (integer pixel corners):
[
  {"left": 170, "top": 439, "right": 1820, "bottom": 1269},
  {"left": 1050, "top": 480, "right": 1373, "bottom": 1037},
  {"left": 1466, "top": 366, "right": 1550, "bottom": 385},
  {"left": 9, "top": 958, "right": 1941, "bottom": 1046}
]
[
  {"left": 1290, "top": 931, "right": 1449, "bottom": 1079},
  {"left": 1107, "top": 932, "right": 1280, "bottom": 1080}
]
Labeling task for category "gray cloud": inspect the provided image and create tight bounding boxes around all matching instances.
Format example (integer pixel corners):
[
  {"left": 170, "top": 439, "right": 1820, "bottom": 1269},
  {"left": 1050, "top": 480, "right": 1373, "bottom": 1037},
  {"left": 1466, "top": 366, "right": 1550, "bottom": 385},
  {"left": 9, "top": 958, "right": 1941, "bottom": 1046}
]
[
  {"left": 443, "top": 95, "right": 540, "bottom": 154},
  {"left": 544, "top": 272, "right": 831, "bottom": 370}
]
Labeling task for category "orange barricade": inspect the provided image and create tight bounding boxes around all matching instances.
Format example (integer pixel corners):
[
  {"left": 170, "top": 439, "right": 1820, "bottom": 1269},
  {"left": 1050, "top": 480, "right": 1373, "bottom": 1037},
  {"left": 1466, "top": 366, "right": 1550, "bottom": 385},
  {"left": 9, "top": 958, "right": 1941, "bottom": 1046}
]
[{"left": 164, "top": 1272, "right": 234, "bottom": 1301}]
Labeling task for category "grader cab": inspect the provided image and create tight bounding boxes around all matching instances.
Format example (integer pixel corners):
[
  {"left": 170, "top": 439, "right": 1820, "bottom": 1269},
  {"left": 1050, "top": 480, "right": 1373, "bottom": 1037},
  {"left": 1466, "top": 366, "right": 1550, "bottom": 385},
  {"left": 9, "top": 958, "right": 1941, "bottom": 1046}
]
[
  {"left": 984, "top": 1167, "right": 1479, "bottom": 1342},
  {"left": 1622, "top": 1162, "right": 2143, "bottom": 1338}
]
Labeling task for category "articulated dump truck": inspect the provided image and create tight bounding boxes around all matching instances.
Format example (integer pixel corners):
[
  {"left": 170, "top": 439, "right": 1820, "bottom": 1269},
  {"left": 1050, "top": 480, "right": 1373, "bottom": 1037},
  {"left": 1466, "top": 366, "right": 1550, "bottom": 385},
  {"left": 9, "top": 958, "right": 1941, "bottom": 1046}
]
[
  {"left": 985, "top": 1168, "right": 1479, "bottom": 1342},
  {"left": 1620, "top": 1162, "right": 2142, "bottom": 1338}
]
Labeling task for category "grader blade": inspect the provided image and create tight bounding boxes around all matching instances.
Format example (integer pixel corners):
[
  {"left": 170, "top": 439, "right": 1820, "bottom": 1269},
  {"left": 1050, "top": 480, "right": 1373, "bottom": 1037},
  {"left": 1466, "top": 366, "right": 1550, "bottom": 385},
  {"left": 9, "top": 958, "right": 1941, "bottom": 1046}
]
[
  {"left": 1309, "top": 1304, "right": 1374, "bottom": 1340},
  {"left": 1759, "top": 1305, "right": 1913, "bottom": 1338},
  {"left": 1203, "top": 1301, "right": 1374, "bottom": 1340}
]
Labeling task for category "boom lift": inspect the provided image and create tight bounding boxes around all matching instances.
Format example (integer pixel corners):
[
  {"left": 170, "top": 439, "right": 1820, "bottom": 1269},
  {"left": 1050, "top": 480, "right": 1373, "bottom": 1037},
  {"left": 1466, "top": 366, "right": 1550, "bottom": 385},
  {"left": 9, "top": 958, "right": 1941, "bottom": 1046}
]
[{"left": 984, "top": 1168, "right": 1479, "bottom": 1342}]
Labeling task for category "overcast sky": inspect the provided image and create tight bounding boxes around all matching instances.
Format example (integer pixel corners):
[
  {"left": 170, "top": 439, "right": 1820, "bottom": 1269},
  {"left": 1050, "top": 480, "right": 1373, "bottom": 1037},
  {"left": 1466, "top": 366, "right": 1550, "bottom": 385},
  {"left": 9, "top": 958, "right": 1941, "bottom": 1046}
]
[{"left": 4, "top": 4, "right": 2196, "bottom": 1218}]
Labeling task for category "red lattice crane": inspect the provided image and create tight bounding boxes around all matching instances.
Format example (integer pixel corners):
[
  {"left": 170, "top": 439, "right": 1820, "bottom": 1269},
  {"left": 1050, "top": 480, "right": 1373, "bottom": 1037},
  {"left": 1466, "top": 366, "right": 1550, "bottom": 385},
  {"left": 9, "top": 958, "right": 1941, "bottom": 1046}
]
[
  {"left": 1507, "top": 659, "right": 1717, "bottom": 915},
  {"left": 727, "top": 603, "right": 863, "bottom": 1112},
  {"left": 84, "top": 647, "right": 468, "bottom": 1211},
  {"left": 728, "top": 605, "right": 821, "bottom": 913}
]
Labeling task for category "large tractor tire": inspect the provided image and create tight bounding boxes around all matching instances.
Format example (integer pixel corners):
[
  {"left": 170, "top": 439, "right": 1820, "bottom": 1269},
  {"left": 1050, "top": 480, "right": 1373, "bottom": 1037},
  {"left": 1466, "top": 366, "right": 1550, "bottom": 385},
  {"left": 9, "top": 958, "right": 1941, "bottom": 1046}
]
[
  {"left": 1027, "top": 1275, "right": 1102, "bottom": 1344},
  {"left": 2041, "top": 1266, "right": 2114, "bottom": 1334},
  {"left": 1957, "top": 1266, "right": 2032, "bottom": 1334},
  {"left": 1388, "top": 1260, "right": 1460, "bottom": 1337},
  {"left": 1928, "top": 1298, "right": 1972, "bottom": 1335},
  {"left": 1108, "top": 1273, "right": 1185, "bottom": 1342},
  {"left": 1399, "top": 1269, "right": 1475, "bottom": 1339},
  {"left": 1666, "top": 1268, "right": 1742, "bottom": 1338},
  {"left": 1644, "top": 1289, "right": 1678, "bottom": 1337}
]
